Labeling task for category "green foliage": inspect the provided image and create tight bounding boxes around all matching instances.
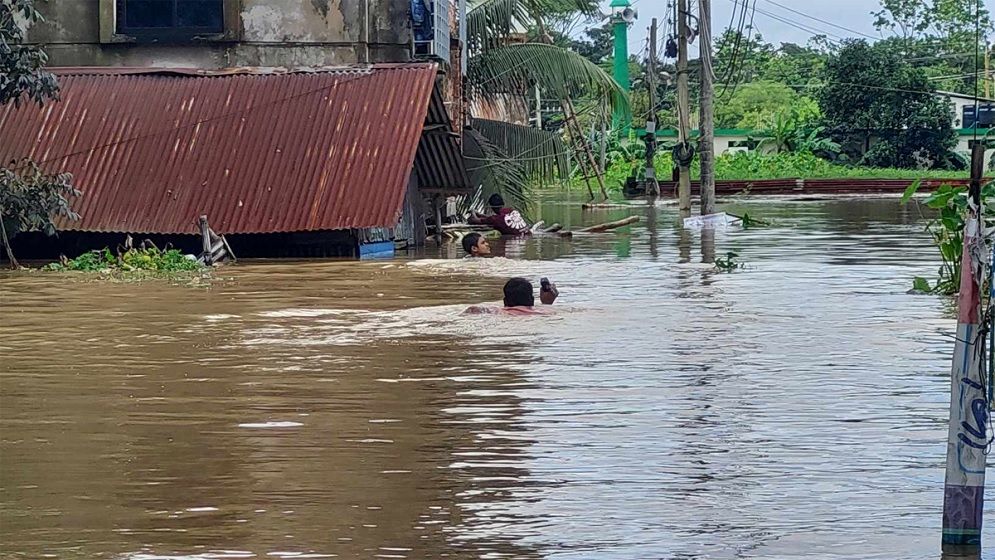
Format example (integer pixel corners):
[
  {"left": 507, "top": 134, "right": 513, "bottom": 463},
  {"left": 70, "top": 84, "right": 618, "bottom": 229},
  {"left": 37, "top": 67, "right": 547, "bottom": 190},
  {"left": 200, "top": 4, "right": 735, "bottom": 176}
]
[
  {"left": 585, "top": 150, "right": 970, "bottom": 192},
  {"left": 468, "top": 43, "right": 629, "bottom": 120},
  {"left": 819, "top": 40, "right": 958, "bottom": 169},
  {"left": 715, "top": 251, "right": 744, "bottom": 272},
  {"left": 45, "top": 246, "right": 203, "bottom": 273},
  {"left": 716, "top": 81, "right": 805, "bottom": 129},
  {"left": 762, "top": 43, "right": 827, "bottom": 92},
  {"left": 1, "top": 0, "right": 60, "bottom": 106},
  {"left": 714, "top": 30, "right": 775, "bottom": 87},
  {"left": 1, "top": 158, "right": 79, "bottom": 239},
  {"left": 464, "top": 0, "right": 620, "bottom": 207},
  {"left": 870, "top": 0, "right": 992, "bottom": 95},
  {"left": 710, "top": 151, "right": 964, "bottom": 180},
  {"left": 754, "top": 106, "right": 837, "bottom": 157},
  {"left": 462, "top": 127, "right": 533, "bottom": 218},
  {"left": 471, "top": 117, "right": 569, "bottom": 180},
  {"left": 467, "top": 0, "right": 598, "bottom": 50},
  {"left": 901, "top": 181, "right": 995, "bottom": 294},
  {"left": 738, "top": 213, "right": 773, "bottom": 228}
]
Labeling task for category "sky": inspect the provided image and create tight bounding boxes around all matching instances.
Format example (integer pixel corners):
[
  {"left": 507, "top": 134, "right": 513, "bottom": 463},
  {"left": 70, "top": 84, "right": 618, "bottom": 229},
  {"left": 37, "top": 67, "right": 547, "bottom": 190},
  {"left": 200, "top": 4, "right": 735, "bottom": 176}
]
[{"left": 597, "top": 0, "right": 995, "bottom": 57}]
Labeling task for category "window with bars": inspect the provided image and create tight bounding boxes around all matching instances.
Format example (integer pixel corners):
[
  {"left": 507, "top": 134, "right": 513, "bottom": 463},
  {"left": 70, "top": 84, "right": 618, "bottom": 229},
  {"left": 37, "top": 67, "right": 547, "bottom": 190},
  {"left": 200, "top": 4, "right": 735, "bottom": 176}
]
[{"left": 116, "top": 0, "right": 223, "bottom": 39}]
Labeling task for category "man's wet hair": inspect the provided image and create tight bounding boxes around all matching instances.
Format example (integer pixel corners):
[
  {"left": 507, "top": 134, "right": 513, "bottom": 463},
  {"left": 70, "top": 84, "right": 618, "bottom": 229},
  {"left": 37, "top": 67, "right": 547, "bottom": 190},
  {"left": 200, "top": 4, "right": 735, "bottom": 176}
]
[
  {"left": 503, "top": 277, "right": 534, "bottom": 307},
  {"left": 462, "top": 232, "right": 483, "bottom": 255},
  {"left": 488, "top": 193, "right": 505, "bottom": 208}
]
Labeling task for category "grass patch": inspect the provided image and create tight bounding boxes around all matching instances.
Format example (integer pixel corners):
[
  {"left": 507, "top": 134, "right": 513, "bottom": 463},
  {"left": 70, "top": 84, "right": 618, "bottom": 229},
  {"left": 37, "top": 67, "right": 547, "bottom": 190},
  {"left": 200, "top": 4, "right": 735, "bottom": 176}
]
[{"left": 583, "top": 151, "right": 970, "bottom": 192}]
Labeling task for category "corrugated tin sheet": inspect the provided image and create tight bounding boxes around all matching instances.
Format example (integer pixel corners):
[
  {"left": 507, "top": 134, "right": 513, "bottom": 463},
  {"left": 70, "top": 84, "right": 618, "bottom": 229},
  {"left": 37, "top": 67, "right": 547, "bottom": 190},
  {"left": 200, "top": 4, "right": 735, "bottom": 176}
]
[
  {"left": 415, "top": 86, "right": 471, "bottom": 193},
  {"left": 0, "top": 64, "right": 450, "bottom": 234}
]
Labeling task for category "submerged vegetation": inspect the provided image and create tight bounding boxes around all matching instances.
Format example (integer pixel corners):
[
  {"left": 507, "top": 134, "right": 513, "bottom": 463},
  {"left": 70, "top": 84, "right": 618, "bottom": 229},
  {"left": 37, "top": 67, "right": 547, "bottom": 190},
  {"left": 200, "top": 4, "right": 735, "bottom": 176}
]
[
  {"left": 714, "top": 251, "right": 745, "bottom": 273},
  {"left": 44, "top": 246, "right": 204, "bottom": 274}
]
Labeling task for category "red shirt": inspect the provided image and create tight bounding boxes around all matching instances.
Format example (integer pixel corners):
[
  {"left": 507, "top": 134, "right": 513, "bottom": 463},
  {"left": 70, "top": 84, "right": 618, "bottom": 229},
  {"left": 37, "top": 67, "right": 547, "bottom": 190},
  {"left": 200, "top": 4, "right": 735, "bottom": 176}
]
[{"left": 484, "top": 208, "right": 529, "bottom": 235}]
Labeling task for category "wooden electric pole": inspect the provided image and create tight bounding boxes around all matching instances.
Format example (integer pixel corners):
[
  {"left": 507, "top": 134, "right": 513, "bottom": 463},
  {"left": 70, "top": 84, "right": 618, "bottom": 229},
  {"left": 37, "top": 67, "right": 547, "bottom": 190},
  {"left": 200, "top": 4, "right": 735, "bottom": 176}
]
[
  {"left": 676, "top": 0, "right": 692, "bottom": 217},
  {"left": 645, "top": 18, "right": 660, "bottom": 198},
  {"left": 941, "top": 142, "right": 988, "bottom": 553},
  {"left": 698, "top": 0, "right": 716, "bottom": 216}
]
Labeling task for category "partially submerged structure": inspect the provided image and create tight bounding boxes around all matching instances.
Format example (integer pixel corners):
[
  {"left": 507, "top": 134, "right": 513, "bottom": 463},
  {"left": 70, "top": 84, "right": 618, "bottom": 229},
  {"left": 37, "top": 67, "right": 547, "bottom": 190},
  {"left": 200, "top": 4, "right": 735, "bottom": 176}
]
[
  {"left": 6, "top": 0, "right": 473, "bottom": 259},
  {"left": 1, "top": 65, "right": 470, "bottom": 258}
]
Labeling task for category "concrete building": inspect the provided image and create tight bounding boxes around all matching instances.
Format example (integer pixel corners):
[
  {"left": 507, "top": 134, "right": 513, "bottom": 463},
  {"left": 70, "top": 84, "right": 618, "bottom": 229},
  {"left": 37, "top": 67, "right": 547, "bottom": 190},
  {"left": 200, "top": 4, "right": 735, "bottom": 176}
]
[{"left": 24, "top": 0, "right": 424, "bottom": 68}]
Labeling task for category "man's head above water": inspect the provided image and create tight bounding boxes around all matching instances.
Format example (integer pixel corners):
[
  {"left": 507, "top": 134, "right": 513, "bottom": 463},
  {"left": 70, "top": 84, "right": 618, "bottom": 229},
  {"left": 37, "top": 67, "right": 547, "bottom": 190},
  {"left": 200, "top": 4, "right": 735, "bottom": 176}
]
[
  {"left": 462, "top": 232, "right": 491, "bottom": 257},
  {"left": 488, "top": 193, "right": 506, "bottom": 213},
  {"left": 503, "top": 277, "right": 535, "bottom": 307}
]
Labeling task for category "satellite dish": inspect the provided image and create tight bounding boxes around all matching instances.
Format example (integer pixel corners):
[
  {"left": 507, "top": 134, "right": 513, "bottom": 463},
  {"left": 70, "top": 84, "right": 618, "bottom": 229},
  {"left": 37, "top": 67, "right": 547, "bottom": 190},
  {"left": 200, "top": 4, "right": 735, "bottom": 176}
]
[{"left": 621, "top": 7, "right": 637, "bottom": 23}]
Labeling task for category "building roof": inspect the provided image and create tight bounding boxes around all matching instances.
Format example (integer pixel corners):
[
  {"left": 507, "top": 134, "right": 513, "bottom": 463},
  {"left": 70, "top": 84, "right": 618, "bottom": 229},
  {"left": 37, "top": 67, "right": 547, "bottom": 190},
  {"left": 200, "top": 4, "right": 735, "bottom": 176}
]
[{"left": 0, "top": 64, "right": 468, "bottom": 235}]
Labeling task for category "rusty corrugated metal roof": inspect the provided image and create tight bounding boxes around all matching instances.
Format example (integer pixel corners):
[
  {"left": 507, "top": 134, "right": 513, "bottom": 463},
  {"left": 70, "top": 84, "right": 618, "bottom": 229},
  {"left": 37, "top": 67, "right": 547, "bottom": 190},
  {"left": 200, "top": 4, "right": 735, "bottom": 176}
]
[{"left": 0, "top": 64, "right": 453, "bottom": 234}]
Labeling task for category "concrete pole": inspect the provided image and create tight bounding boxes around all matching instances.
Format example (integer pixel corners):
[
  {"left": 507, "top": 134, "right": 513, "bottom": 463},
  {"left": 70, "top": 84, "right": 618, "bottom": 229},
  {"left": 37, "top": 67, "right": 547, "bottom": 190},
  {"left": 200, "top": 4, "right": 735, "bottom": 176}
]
[
  {"left": 676, "top": 0, "right": 692, "bottom": 217},
  {"left": 941, "top": 143, "right": 988, "bottom": 553},
  {"left": 698, "top": 0, "right": 716, "bottom": 216}
]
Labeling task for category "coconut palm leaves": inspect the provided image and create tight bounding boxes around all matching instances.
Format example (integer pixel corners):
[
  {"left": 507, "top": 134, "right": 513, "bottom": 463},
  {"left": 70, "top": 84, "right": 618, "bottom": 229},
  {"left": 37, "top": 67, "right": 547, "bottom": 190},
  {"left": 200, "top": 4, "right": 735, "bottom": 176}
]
[
  {"left": 462, "top": 0, "right": 626, "bottom": 205},
  {"left": 471, "top": 117, "right": 569, "bottom": 179},
  {"left": 462, "top": 127, "right": 533, "bottom": 216},
  {"left": 467, "top": 0, "right": 599, "bottom": 50},
  {"left": 468, "top": 43, "right": 629, "bottom": 119}
]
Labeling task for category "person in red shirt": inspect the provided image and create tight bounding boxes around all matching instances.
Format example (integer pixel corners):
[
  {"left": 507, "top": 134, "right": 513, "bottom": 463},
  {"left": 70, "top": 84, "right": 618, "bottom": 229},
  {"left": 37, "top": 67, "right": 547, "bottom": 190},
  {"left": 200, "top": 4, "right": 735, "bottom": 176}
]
[{"left": 468, "top": 193, "right": 531, "bottom": 235}]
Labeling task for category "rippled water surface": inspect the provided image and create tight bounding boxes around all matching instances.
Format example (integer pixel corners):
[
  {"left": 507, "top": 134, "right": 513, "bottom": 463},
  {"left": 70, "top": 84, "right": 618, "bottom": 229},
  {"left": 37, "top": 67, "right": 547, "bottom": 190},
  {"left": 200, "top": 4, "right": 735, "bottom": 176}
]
[{"left": 2, "top": 196, "right": 991, "bottom": 559}]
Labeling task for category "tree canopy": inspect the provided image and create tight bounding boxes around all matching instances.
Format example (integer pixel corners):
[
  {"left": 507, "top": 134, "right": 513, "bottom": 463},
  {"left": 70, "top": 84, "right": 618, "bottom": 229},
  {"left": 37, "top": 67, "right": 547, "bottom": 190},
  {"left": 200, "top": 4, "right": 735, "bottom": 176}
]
[
  {"left": 1, "top": 0, "right": 79, "bottom": 267},
  {"left": 819, "top": 40, "right": 958, "bottom": 169}
]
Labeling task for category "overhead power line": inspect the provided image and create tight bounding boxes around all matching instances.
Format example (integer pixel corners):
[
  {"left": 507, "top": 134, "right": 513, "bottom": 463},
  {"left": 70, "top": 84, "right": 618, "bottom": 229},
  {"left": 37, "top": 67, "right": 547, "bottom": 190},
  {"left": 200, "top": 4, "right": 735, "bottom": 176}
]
[{"left": 760, "top": 0, "right": 880, "bottom": 41}]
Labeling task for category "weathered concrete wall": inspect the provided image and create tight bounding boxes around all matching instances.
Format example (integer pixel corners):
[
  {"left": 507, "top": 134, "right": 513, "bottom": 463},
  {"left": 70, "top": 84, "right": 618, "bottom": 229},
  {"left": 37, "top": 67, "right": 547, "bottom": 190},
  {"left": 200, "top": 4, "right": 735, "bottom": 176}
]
[{"left": 25, "top": 0, "right": 413, "bottom": 68}]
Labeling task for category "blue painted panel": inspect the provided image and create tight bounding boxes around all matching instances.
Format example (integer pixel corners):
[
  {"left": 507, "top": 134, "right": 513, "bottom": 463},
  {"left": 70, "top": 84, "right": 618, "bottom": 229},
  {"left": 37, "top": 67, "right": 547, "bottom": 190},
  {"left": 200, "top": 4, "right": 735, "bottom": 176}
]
[{"left": 359, "top": 241, "right": 395, "bottom": 260}]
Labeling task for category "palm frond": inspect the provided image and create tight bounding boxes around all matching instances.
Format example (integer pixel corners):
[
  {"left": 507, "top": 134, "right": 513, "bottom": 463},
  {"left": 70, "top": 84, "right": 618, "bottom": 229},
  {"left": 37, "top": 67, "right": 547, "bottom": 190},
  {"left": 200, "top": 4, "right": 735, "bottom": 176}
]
[
  {"left": 467, "top": 0, "right": 529, "bottom": 51},
  {"left": 467, "top": 0, "right": 600, "bottom": 50},
  {"left": 462, "top": 127, "right": 534, "bottom": 218},
  {"left": 472, "top": 118, "right": 570, "bottom": 181},
  {"left": 468, "top": 43, "right": 629, "bottom": 119}
]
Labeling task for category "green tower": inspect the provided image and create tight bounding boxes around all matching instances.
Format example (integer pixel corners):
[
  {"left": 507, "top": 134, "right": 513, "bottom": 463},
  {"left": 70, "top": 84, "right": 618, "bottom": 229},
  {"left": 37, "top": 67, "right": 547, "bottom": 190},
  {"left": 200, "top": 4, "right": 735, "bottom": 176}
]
[{"left": 610, "top": 0, "right": 633, "bottom": 92}]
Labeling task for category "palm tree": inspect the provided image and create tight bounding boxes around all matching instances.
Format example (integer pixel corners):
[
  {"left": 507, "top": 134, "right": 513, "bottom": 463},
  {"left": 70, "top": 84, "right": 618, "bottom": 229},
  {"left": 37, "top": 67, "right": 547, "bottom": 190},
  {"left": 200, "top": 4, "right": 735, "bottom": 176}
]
[{"left": 463, "top": 0, "right": 630, "bottom": 206}]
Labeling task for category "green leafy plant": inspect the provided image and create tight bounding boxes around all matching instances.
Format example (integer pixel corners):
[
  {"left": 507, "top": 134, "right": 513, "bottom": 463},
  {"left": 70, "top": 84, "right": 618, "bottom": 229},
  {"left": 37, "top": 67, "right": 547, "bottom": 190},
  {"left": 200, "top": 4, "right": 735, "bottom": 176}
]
[
  {"left": 1, "top": 159, "right": 79, "bottom": 268},
  {"left": 45, "top": 246, "right": 203, "bottom": 273},
  {"left": 903, "top": 181, "right": 995, "bottom": 294},
  {"left": 715, "top": 251, "right": 744, "bottom": 272}
]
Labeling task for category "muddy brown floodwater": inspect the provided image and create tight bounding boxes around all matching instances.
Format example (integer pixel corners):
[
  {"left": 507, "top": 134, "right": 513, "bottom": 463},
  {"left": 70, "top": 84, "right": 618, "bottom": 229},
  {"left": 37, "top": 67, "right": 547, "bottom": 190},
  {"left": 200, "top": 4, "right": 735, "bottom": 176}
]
[{"left": 1, "top": 195, "right": 991, "bottom": 559}]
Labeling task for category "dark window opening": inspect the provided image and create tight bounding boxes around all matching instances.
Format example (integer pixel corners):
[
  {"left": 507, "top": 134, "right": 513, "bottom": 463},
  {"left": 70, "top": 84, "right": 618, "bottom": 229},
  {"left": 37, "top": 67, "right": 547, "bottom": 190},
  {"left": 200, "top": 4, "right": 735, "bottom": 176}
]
[
  {"left": 963, "top": 104, "right": 995, "bottom": 129},
  {"left": 116, "top": 0, "right": 223, "bottom": 38}
]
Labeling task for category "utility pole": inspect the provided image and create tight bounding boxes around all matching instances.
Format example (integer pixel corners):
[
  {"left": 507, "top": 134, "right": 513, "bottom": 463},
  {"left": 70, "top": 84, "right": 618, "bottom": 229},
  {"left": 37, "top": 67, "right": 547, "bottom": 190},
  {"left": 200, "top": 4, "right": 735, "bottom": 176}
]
[
  {"left": 985, "top": 43, "right": 991, "bottom": 99},
  {"left": 675, "top": 0, "right": 692, "bottom": 217},
  {"left": 645, "top": 18, "right": 660, "bottom": 198},
  {"left": 941, "top": 142, "right": 988, "bottom": 554},
  {"left": 698, "top": 0, "right": 716, "bottom": 216}
]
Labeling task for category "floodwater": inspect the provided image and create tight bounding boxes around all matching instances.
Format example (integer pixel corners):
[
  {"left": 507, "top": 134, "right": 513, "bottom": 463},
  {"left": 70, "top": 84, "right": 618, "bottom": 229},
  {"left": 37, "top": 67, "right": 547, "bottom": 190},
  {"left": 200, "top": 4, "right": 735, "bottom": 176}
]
[{"left": 1, "top": 195, "right": 991, "bottom": 559}]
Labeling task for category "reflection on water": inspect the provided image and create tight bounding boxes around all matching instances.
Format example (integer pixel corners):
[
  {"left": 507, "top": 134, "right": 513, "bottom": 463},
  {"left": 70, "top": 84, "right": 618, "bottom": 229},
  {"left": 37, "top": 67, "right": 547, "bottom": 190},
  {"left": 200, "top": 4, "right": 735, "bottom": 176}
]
[{"left": 1, "top": 195, "right": 991, "bottom": 559}]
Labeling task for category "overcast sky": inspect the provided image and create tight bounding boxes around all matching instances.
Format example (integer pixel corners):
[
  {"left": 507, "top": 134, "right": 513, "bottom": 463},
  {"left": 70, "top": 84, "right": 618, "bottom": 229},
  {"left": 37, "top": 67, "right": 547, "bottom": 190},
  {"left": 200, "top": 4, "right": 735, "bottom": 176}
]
[{"left": 598, "top": 0, "right": 995, "bottom": 57}]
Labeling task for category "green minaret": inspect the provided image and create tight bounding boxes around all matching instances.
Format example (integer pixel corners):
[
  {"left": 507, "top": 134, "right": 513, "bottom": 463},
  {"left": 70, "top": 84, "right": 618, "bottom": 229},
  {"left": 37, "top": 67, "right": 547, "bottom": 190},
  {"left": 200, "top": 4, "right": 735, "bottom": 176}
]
[{"left": 610, "top": 0, "right": 633, "bottom": 92}]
